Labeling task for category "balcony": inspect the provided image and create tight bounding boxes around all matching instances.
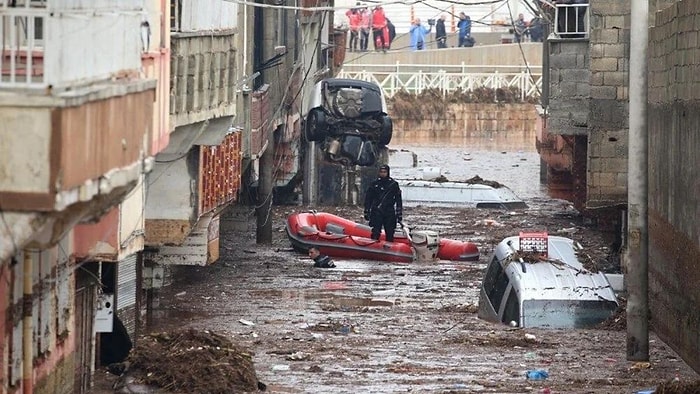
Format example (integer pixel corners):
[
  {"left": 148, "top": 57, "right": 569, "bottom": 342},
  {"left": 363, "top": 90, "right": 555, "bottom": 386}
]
[{"left": 1, "top": 1, "right": 143, "bottom": 89}]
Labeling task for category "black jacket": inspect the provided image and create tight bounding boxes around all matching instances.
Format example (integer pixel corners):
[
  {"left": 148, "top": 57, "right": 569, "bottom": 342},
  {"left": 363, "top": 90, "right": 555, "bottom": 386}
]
[
  {"left": 364, "top": 176, "right": 403, "bottom": 220},
  {"left": 435, "top": 19, "right": 446, "bottom": 39}
]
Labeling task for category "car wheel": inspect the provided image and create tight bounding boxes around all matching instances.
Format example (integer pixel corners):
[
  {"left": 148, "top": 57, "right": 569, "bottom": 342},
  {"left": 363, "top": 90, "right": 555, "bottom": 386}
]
[
  {"left": 305, "top": 109, "right": 327, "bottom": 142},
  {"left": 378, "top": 115, "right": 393, "bottom": 146}
]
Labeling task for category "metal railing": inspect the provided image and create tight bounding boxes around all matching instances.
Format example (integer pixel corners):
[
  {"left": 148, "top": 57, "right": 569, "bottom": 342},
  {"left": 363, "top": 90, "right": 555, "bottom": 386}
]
[
  {"left": 553, "top": 2, "right": 589, "bottom": 38},
  {"left": 1, "top": 3, "right": 144, "bottom": 89},
  {"left": 0, "top": 10, "right": 45, "bottom": 87},
  {"left": 337, "top": 63, "right": 542, "bottom": 100}
]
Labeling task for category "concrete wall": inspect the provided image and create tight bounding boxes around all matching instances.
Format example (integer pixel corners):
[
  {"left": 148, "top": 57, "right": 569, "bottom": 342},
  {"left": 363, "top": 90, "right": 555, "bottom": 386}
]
[
  {"left": 547, "top": 40, "right": 590, "bottom": 136},
  {"left": 647, "top": 0, "right": 700, "bottom": 374},
  {"left": 389, "top": 103, "right": 538, "bottom": 137},
  {"left": 585, "top": 0, "right": 630, "bottom": 208},
  {"left": 344, "top": 42, "right": 542, "bottom": 70},
  {"left": 34, "top": 354, "right": 75, "bottom": 394},
  {"left": 170, "top": 32, "right": 237, "bottom": 128}
]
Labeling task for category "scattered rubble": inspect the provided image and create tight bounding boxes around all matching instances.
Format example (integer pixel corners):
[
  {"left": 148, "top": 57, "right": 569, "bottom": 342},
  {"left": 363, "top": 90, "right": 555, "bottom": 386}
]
[{"left": 117, "top": 329, "right": 264, "bottom": 394}]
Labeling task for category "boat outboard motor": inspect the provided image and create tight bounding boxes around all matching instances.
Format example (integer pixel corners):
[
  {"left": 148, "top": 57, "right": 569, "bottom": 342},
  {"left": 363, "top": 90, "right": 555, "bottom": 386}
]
[{"left": 411, "top": 230, "right": 440, "bottom": 262}]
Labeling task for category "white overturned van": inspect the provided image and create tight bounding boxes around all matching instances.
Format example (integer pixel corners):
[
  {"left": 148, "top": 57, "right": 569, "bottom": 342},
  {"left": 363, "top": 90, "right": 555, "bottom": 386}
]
[{"left": 478, "top": 233, "right": 619, "bottom": 329}]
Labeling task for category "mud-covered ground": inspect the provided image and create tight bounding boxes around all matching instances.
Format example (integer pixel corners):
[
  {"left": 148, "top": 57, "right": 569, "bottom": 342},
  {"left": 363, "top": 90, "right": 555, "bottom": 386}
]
[
  {"left": 92, "top": 200, "right": 699, "bottom": 393},
  {"left": 92, "top": 138, "right": 699, "bottom": 393}
]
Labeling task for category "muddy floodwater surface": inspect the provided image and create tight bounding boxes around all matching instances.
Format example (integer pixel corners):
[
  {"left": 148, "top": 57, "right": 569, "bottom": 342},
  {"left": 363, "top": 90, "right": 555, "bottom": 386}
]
[
  {"left": 91, "top": 133, "right": 700, "bottom": 393},
  {"left": 390, "top": 133, "right": 545, "bottom": 200}
]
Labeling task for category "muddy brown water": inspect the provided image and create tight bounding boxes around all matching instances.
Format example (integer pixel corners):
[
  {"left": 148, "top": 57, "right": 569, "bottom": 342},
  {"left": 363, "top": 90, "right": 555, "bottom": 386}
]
[
  {"left": 390, "top": 133, "right": 545, "bottom": 200},
  {"left": 90, "top": 133, "right": 700, "bottom": 393}
]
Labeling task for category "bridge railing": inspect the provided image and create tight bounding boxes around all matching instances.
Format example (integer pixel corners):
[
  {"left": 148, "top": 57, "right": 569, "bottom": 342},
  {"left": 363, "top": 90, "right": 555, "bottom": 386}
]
[{"left": 337, "top": 63, "right": 542, "bottom": 101}]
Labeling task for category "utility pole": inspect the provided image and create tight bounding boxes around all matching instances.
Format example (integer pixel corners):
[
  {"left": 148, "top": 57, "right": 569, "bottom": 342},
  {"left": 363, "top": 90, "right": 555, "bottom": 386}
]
[
  {"left": 256, "top": 129, "right": 274, "bottom": 244},
  {"left": 626, "top": 0, "right": 649, "bottom": 361},
  {"left": 303, "top": 141, "right": 317, "bottom": 205}
]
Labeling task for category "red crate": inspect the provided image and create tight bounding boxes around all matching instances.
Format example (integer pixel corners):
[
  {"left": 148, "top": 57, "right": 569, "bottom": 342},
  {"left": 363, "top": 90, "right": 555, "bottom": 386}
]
[{"left": 519, "top": 232, "right": 548, "bottom": 256}]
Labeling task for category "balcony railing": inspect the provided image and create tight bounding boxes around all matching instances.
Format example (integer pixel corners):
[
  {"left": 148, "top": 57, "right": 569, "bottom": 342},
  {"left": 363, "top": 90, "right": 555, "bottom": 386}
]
[
  {"left": 337, "top": 63, "right": 542, "bottom": 101},
  {"left": 1, "top": 3, "right": 143, "bottom": 89},
  {"left": 553, "top": 2, "right": 589, "bottom": 39},
  {"left": 0, "top": 11, "right": 45, "bottom": 86}
]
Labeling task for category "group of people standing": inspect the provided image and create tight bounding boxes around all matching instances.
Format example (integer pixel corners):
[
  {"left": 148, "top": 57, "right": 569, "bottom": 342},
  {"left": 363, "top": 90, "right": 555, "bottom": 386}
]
[
  {"left": 353, "top": 11, "right": 474, "bottom": 52},
  {"left": 433, "top": 12, "right": 474, "bottom": 49},
  {"left": 346, "top": 4, "right": 396, "bottom": 52}
]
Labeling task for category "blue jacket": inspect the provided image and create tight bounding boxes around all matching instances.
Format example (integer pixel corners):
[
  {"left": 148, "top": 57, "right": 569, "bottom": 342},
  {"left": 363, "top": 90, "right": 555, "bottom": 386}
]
[
  {"left": 409, "top": 24, "right": 431, "bottom": 50},
  {"left": 457, "top": 18, "right": 471, "bottom": 39}
]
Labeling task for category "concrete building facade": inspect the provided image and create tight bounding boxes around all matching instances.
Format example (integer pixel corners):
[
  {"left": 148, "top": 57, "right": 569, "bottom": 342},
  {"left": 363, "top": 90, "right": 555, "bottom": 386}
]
[
  {"left": 0, "top": 0, "right": 158, "bottom": 392},
  {"left": 647, "top": 0, "right": 700, "bottom": 374},
  {"left": 542, "top": 0, "right": 700, "bottom": 373}
]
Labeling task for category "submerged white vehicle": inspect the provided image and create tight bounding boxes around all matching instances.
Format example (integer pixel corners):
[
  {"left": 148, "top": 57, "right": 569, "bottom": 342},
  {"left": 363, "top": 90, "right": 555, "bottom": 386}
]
[
  {"left": 478, "top": 233, "right": 618, "bottom": 329},
  {"left": 304, "top": 78, "right": 392, "bottom": 167}
]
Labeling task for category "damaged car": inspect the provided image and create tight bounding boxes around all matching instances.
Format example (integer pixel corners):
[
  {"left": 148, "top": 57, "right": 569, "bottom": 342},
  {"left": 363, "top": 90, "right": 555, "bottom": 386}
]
[
  {"left": 304, "top": 78, "right": 392, "bottom": 167},
  {"left": 478, "top": 232, "right": 619, "bottom": 329}
]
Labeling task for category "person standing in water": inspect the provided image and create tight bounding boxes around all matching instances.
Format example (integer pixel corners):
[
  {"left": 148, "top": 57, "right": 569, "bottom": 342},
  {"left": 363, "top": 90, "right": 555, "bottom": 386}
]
[{"left": 363, "top": 165, "right": 403, "bottom": 241}]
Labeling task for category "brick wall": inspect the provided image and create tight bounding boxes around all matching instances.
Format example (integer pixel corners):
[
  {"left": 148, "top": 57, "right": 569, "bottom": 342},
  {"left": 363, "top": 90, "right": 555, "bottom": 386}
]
[
  {"left": 647, "top": 0, "right": 700, "bottom": 374},
  {"left": 586, "top": 0, "right": 630, "bottom": 208}
]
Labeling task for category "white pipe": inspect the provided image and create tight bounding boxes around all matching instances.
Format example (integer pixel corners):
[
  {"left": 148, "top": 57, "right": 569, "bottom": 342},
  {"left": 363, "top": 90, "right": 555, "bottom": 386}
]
[{"left": 22, "top": 251, "right": 33, "bottom": 394}]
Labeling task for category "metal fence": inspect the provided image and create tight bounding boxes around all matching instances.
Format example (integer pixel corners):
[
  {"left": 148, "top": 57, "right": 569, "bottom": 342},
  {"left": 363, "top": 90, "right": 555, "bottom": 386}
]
[{"left": 337, "top": 63, "right": 542, "bottom": 100}]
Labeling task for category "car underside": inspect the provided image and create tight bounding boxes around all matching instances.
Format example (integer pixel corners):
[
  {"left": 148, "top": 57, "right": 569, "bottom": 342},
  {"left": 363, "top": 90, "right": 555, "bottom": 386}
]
[{"left": 305, "top": 79, "right": 393, "bottom": 167}]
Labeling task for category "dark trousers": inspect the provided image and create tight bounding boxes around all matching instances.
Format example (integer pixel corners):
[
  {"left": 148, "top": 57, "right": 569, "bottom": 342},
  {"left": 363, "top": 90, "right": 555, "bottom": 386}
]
[
  {"left": 349, "top": 30, "right": 358, "bottom": 51},
  {"left": 369, "top": 211, "right": 397, "bottom": 241},
  {"left": 437, "top": 36, "right": 447, "bottom": 48},
  {"left": 360, "top": 30, "right": 369, "bottom": 51}
]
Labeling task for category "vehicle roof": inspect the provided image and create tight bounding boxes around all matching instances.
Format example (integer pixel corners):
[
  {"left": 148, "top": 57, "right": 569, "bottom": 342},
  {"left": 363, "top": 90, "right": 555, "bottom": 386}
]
[
  {"left": 493, "top": 235, "right": 617, "bottom": 303},
  {"left": 319, "top": 78, "right": 382, "bottom": 93}
]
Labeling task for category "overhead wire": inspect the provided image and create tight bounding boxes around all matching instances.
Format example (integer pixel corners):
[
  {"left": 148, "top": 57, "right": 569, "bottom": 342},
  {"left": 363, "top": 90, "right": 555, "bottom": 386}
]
[{"left": 505, "top": 0, "right": 543, "bottom": 97}]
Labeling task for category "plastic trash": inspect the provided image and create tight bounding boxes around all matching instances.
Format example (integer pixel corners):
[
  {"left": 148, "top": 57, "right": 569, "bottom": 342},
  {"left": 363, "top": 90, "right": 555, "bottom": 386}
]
[
  {"left": 635, "top": 390, "right": 655, "bottom": 394},
  {"left": 526, "top": 370, "right": 549, "bottom": 380}
]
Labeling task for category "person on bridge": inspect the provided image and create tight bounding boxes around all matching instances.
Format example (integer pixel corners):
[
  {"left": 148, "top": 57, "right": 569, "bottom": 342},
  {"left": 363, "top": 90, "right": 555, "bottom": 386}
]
[
  {"left": 457, "top": 12, "right": 473, "bottom": 47},
  {"left": 371, "top": 5, "right": 388, "bottom": 51},
  {"left": 409, "top": 18, "right": 432, "bottom": 50},
  {"left": 359, "top": 5, "right": 371, "bottom": 51},
  {"left": 435, "top": 14, "right": 447, "bottom": 48},
  {"left": 364, "top": 165, "right": 403, "bottom": 242},
  {"left": 346, "top": 7, "right": 361, "bottom": 52},
  {"left": 514, "top": 13, "right": 528, "bottom": 43}
]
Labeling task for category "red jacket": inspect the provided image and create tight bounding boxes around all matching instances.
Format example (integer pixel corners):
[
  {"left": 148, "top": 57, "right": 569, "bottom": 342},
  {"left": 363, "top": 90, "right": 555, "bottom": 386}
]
[
  {"left": 346, "top": 10, "right": 361, "bottom": 31},
  {"left": 371, "top": 7, "right": 387, "bottom": 29}
]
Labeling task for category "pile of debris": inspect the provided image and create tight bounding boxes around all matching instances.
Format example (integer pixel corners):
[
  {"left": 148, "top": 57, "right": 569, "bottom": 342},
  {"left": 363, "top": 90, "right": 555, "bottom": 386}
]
[{"left": 118, "top": 329, "right": 264, "bottom": 394}]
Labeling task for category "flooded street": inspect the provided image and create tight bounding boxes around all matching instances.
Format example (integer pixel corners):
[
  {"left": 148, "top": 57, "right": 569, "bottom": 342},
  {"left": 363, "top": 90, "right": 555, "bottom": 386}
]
[
  {"left": 390, "top": 133, "right": 545, "bottom": 200},
  {"left": 91, "top": 133, "right": 700, "bottom": 393}
]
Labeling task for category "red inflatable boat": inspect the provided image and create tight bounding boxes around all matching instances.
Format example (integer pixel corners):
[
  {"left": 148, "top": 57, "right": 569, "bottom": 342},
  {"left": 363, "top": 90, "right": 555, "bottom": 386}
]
[{"left": 285, "top": 211, "right": 479, "bottom": 262}]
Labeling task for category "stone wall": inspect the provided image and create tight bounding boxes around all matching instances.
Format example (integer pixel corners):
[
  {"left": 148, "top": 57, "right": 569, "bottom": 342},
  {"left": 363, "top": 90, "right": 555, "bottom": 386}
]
[
  {"left": 170, "top": 32, "right": 237, "bottom": 128},
  {"left": 586, "top": 0, "right": 630, "bottom": 208},
  {"left": 390, "top": 103, "right": 538, "bottom": 138},
  {"left": 647, "top": 0, "right": 700, "bottom": 374},
  {"left": 547, "top": 40, "right": 590, "bottom": 136}
]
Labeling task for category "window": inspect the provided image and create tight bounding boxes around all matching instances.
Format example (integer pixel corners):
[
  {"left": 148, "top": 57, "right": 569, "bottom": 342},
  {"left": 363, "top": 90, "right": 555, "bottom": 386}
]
[
  {"left": 554, "top": 2, "right": 589, "bottom": 38},
  {"left": 483, "top": 256, "right": 509, "bottom": 312},
  {"left": 170, "top": 0, "right": 182, "bottom": 32}
]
